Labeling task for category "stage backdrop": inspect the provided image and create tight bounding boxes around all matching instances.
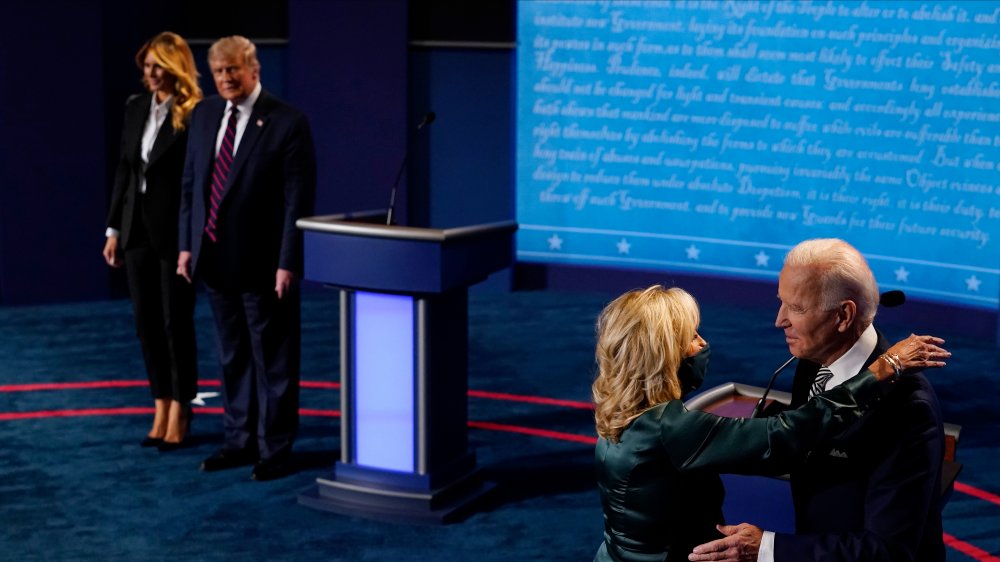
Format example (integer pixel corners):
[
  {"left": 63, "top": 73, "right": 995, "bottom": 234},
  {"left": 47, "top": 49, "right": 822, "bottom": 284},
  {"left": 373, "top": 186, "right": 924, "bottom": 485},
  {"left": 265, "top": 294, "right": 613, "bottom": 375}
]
[{"left": 516, "top": 0, "right": 1000, "bottom": 310}]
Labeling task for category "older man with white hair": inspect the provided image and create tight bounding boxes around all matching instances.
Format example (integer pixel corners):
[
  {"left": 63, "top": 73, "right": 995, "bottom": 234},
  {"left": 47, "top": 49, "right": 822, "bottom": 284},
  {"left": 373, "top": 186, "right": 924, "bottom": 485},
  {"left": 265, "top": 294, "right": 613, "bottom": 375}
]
[{"left": 691, "top": 238, "right": 946, "bottom": 562}]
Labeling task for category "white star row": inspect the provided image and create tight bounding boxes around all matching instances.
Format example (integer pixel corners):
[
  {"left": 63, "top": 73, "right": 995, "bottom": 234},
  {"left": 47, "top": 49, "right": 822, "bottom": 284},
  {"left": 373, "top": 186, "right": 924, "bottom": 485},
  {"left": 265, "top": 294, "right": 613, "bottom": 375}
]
[
  {"left": 543, "top": 235, "right": 987, "bottom": 293},
  {"left": 892, "top": 266, "right": 981, "bottom": 292},
  {"left": 546, "top": 236, "right": 772, "bottom": 267}
]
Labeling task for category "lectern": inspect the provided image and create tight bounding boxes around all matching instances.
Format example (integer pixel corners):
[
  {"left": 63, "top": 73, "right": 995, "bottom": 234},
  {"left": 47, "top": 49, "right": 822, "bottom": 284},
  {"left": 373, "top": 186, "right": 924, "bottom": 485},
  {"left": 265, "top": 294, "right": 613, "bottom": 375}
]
[{"left": 295, "top": 212, "right": 517, "bottom": 523}]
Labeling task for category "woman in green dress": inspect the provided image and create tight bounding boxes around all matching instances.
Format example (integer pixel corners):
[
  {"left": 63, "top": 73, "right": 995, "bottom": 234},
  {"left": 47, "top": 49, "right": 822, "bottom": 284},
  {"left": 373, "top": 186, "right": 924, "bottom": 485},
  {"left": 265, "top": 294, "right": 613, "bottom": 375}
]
[{"left": 591, "top": 285, "right": 947, "bottom": 562}]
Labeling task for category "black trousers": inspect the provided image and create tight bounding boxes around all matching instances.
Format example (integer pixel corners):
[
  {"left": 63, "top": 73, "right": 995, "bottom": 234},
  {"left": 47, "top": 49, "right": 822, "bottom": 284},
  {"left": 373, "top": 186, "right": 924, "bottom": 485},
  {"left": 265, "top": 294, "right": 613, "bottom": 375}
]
[
  {"left": 123, "top": 243, "right": 198, "bottom": 402},
  {"left": 201, "top": 252, "right": 300, "bottom": 461}
]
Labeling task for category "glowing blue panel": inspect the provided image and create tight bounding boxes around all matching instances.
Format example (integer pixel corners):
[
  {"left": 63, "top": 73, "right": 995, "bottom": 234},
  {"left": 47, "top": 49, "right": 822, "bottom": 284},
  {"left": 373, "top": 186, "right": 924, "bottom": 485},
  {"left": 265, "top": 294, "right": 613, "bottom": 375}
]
[{"left": 354, "top": 291, "right": 414, "bottom": 472}]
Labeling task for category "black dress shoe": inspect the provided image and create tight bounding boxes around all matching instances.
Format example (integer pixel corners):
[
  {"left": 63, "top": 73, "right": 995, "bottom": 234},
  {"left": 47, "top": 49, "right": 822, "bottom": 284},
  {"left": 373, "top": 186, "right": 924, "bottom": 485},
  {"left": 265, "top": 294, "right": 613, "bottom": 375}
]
[
  {"left": 140, "top": 436, "right": 163, "bottom": 447},
  {"left": 251, "top": 455, "right": 293, "bottom": 482},
  {"left": 200, "top": 449, "right": 256, "bottom": 472}
]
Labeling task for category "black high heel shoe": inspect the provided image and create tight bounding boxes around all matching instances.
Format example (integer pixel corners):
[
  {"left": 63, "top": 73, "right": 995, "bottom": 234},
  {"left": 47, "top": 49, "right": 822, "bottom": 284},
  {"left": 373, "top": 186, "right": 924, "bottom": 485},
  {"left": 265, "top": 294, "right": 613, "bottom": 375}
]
[{"left": 141, "top": 436, "right": 163, "bottom": 447}]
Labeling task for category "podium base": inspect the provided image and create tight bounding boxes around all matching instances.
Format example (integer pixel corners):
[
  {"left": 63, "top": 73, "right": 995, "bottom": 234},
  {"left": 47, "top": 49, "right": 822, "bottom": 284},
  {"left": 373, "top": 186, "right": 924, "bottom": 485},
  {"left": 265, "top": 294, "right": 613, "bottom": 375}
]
[{"left": 298, "top": 468, "right": 495, "bottom": 524}]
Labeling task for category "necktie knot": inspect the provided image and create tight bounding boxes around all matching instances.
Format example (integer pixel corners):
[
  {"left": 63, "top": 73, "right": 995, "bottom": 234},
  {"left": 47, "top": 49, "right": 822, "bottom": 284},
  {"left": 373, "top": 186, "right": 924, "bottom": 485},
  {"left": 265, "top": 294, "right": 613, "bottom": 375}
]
[{"left": 809, "top": 367, "right": 834, "bottom": 398}]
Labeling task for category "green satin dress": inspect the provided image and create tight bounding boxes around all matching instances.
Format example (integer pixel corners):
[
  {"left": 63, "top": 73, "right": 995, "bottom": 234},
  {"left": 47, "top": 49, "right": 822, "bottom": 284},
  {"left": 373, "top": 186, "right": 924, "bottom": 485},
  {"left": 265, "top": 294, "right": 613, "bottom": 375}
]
[{"left": 594, "top": 371, "right": 885, "bottom": 562}]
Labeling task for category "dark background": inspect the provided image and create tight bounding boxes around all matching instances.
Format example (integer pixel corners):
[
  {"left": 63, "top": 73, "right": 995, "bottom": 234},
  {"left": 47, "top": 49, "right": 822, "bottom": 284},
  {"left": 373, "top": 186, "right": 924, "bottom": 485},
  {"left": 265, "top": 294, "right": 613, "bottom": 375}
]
[
  {"left": 0, "top": 0, "right": 993, "bottom": 343},
  {"left": 0, "top": 0, "right": 513, "bottom": 304}
]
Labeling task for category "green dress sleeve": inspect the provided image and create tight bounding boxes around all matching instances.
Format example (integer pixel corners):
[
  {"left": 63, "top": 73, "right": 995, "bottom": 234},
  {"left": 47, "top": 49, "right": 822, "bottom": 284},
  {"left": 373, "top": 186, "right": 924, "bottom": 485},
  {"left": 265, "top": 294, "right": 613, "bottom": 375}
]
[{"left": 656, "top": 370, "right": 884, "bottom": 475}]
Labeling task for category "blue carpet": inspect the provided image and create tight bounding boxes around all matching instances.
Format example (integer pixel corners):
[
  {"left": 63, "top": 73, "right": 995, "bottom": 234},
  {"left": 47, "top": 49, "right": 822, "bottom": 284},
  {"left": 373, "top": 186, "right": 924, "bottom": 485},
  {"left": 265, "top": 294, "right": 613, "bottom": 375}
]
[{"left": 0, "top": 288, "right": 997, "bottom": 560}]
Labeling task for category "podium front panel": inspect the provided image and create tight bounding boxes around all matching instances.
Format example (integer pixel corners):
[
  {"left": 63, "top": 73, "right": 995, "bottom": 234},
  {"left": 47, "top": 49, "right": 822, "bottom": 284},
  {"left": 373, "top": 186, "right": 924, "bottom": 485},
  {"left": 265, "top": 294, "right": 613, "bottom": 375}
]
[{"left": 353, "top": 291, "right": 415, "bottom": 472}]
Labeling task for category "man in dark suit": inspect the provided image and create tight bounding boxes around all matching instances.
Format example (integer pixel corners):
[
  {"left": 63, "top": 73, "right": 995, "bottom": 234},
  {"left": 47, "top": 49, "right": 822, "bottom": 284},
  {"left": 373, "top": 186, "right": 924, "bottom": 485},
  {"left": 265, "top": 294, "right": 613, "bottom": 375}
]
[
  {"left": 690, "top": 238, "right": 945, "bottom": 562},
  {"left": 177, "top": 35, "right": 316, "bottom": 481}
]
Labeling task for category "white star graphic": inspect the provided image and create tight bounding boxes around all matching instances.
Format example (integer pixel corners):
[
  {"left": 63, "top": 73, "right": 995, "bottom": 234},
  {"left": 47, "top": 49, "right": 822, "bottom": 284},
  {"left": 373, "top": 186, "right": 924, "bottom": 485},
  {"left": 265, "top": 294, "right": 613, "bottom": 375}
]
[
  {"left": 894, "top": 266, "right": 910, "bottom": 283},
  {"left": 685, "top": 244, "right": 700, "bottom": 260},
  {"left": 547, "top": 234, "right": 563, "bottom": 250},
  {"left": 617, "top": 238, "right": 631, "bottom": 255},
  {"left": 965, "top": 275, "right": 981, "bottom": 292},
  {"left": 191, "top": 392, "right": 220, "bottom": 406},
  {"left": 754, "top": 251, "right": 770, "bottom": 267}
]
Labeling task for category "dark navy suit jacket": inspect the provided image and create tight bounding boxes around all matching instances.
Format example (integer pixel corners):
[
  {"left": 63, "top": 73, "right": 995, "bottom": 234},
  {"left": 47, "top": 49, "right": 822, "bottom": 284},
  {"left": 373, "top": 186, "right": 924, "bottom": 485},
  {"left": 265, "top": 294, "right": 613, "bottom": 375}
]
[
  {"left": 776, "top": 331, "right": 946, "bottom": 562},
  {"left": 179, "top": 90, "right": 316, "bottom": 291}
]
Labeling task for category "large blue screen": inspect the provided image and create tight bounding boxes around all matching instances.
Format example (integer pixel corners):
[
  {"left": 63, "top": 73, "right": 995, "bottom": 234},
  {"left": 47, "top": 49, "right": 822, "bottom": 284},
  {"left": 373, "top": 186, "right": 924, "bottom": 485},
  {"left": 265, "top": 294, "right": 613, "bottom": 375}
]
[{"left": 517, "top": 1, "right": 1000, "bottom": 309}]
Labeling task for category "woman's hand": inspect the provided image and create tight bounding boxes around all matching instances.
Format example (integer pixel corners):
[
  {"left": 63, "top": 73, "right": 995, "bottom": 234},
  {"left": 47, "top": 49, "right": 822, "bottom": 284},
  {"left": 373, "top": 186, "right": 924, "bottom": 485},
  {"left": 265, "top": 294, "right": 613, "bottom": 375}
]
[
  {"left": 176, "top": 251, "right": 192, "bottom": 283},
  {"left": 868, "top": 334, "right": 949, "bottom": 382},
  {"left": 103, "top": 237, "right": 121, "bottom": 268}
]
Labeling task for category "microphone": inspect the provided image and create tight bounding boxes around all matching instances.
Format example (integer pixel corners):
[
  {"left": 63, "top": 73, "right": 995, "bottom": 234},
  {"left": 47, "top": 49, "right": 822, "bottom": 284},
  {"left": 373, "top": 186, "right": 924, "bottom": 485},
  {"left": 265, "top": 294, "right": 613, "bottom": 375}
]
[
  {"left": 879, "top": 290, "right": 905, "bottom": 308},
  {"left": 386, "top": 111, "right": 436, "bottom": 226},
  {"left": 416, "top": 111, "right": 436, "bottom": 129},
  {"left": 750, "top": 355, "right": 796, "bottom": 418}
]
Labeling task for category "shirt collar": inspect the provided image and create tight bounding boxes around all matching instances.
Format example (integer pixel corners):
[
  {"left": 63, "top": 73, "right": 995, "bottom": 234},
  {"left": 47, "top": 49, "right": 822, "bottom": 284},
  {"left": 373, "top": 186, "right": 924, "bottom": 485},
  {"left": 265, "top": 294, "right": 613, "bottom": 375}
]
[
  {"left": 151, "top": 94, "right": 173, "bottom": 116},
  {"left": 826, "top": 324, "right": 878, "bottom": 385},
  {"left": 226, "top": 81, "right": 262, "bottom": 116}
]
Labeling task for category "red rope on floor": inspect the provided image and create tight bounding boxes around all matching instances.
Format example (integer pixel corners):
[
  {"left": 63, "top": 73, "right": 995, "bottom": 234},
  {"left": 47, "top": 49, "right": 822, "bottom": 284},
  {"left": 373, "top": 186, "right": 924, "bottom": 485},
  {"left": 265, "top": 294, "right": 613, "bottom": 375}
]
[
  {"left": 468, "top": 389, "right": 593, "bottom": 409},
  {"left": 943, "top": 533, "right": 1000, "bottom": 562},
  {"left": 955, "top": 482, "right": 1000, "bottom": 509},
  {"left": 468, "top": 420, "right": 597, "bottom": 444},
  {"left": 0, "top": 381, "right": 147, "bottom": 392}
]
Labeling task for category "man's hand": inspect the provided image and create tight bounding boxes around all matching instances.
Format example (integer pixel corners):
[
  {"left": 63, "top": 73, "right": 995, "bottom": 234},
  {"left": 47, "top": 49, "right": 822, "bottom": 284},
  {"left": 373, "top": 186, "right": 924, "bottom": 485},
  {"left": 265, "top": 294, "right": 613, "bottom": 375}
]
[
  {"left": 275, "top": 268, "right": 296, "bottom": 299},
  {"left": 103, "top": 237, "right": 121, "bottom": 268},
  {"left": 689, "top": 523, "right": 763, "bottom": 562},
  {"left": 177, "top": 251, "right": 193, "bottom": 283}
]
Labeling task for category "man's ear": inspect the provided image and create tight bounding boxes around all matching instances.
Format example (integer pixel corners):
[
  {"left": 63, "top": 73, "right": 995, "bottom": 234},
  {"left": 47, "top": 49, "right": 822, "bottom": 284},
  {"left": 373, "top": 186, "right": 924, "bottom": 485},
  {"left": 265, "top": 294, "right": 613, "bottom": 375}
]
[{"left": 834, "top": 300, "right": 857, "bottom": 333}]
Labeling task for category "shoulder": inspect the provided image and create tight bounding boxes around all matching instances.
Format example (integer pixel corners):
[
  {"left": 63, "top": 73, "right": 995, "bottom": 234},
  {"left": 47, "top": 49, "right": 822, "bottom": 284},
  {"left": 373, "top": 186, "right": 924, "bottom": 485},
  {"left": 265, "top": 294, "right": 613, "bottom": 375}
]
[
  {"left": 123, "top": 92, "right": 150, "bottom": 114},
  {"left": 191, "top": 95, "right": 225, "bottom": 119},
  {"left": 613, "top": 403, "right": 673, "bottom": 449},
  {"left": 125, "top": 92, "right": 147, "bottom": 105},
  {"left": 889, "top": 372, "right": 941, "bottom": 411},
  {"left": 256, "top": 90, "right": 309, "bottom": 122},
  {"left": 874, "top": 372, "right": 944, "bottom": 443},
  {"left": 645, "top": 400, "right": 712, "bottom": 438}
]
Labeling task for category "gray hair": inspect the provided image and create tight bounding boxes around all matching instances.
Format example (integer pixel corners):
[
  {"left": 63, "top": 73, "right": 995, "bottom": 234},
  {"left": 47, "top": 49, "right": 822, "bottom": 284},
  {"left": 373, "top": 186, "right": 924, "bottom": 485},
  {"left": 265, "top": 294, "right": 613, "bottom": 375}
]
[
  {"left": 784, "top": 238, "right": 879, "bottom": 328},
  {"left": 208, "top": 35, "right": 260, "bottom": 71}
]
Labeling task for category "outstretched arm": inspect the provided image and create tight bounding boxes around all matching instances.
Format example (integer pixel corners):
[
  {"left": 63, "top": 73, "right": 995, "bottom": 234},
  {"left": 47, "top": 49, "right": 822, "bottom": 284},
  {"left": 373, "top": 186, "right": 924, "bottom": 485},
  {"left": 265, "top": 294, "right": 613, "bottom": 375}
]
[{"left": 688, "top": 334, "right": 948, "bottom": 562}]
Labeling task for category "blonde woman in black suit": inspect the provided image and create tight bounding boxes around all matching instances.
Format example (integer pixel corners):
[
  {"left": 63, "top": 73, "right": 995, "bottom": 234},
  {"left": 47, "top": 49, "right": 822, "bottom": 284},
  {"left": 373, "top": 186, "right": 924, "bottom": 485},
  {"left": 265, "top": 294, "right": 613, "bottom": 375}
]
[{"left": 103, "top": 32, "right": 203, "bottom": 450}]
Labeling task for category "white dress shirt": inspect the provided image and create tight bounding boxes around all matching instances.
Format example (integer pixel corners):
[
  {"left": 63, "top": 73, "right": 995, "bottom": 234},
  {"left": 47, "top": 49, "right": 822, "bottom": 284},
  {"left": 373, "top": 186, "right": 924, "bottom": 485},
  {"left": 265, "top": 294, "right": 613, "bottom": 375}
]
[
  {"left": 140, "top": 94, "right": 173, "bottom": 194},
  {"left": 757, "top": 323, "right": 878, "bottom": 561},
  {"left": 214, "top": 81, "right": 261, "bottom": 159}
]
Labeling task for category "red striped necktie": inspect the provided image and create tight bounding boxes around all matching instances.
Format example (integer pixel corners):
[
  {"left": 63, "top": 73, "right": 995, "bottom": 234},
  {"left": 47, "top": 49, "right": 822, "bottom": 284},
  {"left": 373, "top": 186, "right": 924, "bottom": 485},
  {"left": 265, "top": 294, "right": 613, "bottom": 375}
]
[{"left": 204, "top": 107, "right": 239, "bottom": 243}]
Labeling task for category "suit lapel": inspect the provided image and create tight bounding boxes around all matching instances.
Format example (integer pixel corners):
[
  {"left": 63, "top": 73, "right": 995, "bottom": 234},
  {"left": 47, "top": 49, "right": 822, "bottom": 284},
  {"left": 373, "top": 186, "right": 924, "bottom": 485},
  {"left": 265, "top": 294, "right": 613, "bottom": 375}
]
[
  {"left": 146, "top": 114, "right": 180, "bottom": 168},
  {"left": 125, "top": 94, "right": 152, "bottom": 166},
  {"left": 221, "top": 91, "right": 271, "bottom": 199}
]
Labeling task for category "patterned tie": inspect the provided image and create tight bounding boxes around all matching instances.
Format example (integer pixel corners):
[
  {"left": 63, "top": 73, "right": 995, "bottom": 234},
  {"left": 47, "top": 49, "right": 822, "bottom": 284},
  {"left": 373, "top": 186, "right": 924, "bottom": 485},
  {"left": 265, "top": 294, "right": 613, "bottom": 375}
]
[
  {"left": 204, "top": 107, "right": 239, "bottom": 243},
  {"left": 809, "top": 367, "right": 834, "bottom": 398}
]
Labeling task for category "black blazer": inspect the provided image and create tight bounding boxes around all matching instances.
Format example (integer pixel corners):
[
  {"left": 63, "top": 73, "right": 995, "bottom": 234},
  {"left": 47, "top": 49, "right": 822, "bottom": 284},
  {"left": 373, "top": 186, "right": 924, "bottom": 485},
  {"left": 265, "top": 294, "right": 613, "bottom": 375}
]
[
  {"left": 179, "top": 91, "right": 316, "bottom": 291},
  {"left": 106, "top": 93, "right": 188, "bottom": 257},
  {"left": 777, "top": 331, "right": 946, "bottom": 562}
]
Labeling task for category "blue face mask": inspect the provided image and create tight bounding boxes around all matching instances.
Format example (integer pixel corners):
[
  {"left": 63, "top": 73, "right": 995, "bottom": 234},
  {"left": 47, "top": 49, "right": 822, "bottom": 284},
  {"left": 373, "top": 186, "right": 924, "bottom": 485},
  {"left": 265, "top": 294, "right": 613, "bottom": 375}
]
[{"left": 678, "top": 344, "right": 711, "bottom": 397}]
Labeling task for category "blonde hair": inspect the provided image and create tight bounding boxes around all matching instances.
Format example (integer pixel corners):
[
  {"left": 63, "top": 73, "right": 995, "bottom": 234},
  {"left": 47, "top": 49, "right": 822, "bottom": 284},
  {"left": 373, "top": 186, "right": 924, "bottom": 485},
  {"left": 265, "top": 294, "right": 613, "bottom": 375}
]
[
  {"left": 208, "top": 35, "right": 261, "bottom": 72},
  {"left": 136, "top": 31, "right": 202, "bottom": 131},
  {"left": 784, "top": 238, "right": 879, "bottom": 330},
  {"left": 592, "top": 286, "right": 700, "bottom": 443}
]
